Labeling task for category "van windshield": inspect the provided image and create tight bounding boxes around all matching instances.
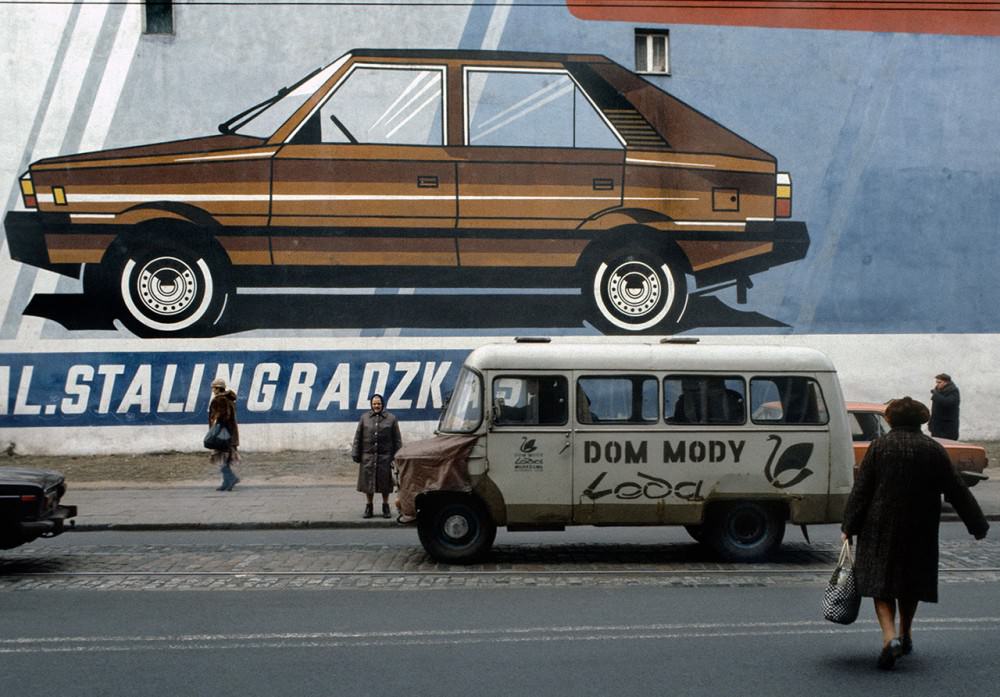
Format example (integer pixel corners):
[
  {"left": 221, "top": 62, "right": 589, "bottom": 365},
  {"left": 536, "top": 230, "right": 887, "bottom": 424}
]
[{"left": 438, "top": 367, "right": 483, "bottom": 433}]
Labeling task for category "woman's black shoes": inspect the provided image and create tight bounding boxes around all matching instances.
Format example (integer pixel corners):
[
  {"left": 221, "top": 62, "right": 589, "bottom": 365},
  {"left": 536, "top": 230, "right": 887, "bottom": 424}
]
[
  {"left": 382, "top": 503, "right": 391, "bottom": 519},
  {"left": 877, "top": 639, "right": 903, "bottom": 670},
  {"left": 363, "top": 503, "right": 374, "bottom": 519},
  {"left": 900, "top": 636, "right": 913, "bottom": 655}
]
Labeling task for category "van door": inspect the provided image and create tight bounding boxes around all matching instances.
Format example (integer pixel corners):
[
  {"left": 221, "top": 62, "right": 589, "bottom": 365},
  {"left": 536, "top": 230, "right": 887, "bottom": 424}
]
[
  {"left": 572, "top": 373, "right": 665, "bottom": 524},
  {"left": 486, "top": 373, "right": 572, "bottom": 524}
]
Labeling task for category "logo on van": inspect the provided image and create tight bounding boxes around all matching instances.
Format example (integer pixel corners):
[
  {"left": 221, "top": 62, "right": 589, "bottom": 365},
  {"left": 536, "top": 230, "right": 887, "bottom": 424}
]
[
  {"left": 764, "top": 435, "right": 814, "bottom": 489},
  {"left": 515, "top": 436, "right": 544, "bottom": 471}
]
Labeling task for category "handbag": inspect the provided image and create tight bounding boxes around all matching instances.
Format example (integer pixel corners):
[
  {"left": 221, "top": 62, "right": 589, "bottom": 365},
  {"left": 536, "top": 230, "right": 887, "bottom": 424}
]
[
  {"left": 203, "top": 422, "right": 232, "bottom": 450},
  {"left": 822, "top": 539, "right": 862, "bottom": 625}
]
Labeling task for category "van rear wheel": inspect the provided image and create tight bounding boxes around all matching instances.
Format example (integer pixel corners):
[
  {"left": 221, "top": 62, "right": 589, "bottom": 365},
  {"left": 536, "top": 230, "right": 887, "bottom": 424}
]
[
  {"left": 706, "top": 501, "right": 785, "bottom": 562},
  {"left": 417, "top": 495, "right": 496, "bottom": 564}
]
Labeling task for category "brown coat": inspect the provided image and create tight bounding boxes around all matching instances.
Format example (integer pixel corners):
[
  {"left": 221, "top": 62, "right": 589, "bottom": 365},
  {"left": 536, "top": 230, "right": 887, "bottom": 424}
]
[
  {"left": 208, "top": 390, "right": 240, "bottom": 449},
  {"left": 353, "top": 409, "right": 402, "bottom": 495},
  {"left": 842, "top": 427, "right": 988, "bottom": 602}
]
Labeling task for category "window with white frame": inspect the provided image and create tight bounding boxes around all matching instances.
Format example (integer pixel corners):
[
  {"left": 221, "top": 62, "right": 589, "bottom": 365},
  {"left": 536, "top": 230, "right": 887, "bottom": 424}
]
[
  {"left": 144, "top": 0, "right": 173, "bottom": 35},
  {"left": 634, "top": 29, "right": 669, "bottom": 75}
]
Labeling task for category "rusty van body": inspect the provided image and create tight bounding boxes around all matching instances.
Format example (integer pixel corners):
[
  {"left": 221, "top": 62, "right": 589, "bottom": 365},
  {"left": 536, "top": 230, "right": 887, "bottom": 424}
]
[{"left": 4, "top": 49, "right": 808, "bottom": 336}]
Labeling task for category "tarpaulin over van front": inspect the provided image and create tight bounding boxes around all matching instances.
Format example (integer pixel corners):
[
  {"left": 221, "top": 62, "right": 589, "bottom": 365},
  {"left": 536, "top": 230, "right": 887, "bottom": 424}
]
[{"left": 395, "top": 435, "right": 478, "bottom": 521}]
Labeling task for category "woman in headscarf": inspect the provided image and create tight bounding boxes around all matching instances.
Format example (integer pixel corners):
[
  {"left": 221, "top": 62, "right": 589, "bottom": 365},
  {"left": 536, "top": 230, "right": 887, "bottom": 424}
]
[
  {"left": 841, "top": 396, "right": 988, "bottom": 670},
  {"left": 352, "top": 394, "right": 402, "bottom": 518}
]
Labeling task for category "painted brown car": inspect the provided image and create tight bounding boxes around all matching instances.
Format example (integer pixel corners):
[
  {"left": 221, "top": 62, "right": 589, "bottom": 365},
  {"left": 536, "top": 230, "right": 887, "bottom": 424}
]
[
  {"left": 847, "top": 401, "right": 988, "bottom": 486},
  {"left": 5, "top": 49, "right": 808, "bottom": 336}
]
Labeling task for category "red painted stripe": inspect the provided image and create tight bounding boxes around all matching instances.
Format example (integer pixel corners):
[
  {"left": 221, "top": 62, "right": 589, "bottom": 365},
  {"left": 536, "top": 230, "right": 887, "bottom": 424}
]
[{"left": 567, "top": 1, "right": 1000, "bottom": 36}]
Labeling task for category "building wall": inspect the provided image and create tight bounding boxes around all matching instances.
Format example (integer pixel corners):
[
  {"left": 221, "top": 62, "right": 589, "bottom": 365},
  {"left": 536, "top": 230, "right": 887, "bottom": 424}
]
[{"left": 1, "top": 2, "right": 998, "bottom": 453}]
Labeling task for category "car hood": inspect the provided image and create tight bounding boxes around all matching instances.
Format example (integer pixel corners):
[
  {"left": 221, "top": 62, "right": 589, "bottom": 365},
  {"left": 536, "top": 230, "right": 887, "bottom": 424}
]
[
  {"left": 0, "top": 467, "right": 65, "bottom": 489},
  {"left": 32, "top": 134, "right": 268, "bottom": 167}
]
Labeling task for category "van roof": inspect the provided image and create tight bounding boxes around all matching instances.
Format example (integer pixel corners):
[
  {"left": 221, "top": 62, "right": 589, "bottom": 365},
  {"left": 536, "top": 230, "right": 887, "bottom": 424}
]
[{"left": 464, "top": 342, "right": 837, "bottom": 373}]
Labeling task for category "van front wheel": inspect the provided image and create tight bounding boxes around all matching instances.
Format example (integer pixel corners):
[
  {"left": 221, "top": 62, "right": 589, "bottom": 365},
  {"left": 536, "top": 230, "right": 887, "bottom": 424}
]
[
  {"left": 417, "top": 496, "right": 496, "bottom": 564},
  {"left": 706, "top": 501, "right": 785, "bottom": 562}
]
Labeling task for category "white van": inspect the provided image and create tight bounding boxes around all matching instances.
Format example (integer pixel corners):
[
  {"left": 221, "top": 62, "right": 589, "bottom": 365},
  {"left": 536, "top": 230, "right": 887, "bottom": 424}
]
[{"left": 395, "top": 338, "right": 854, "bottom": 563}]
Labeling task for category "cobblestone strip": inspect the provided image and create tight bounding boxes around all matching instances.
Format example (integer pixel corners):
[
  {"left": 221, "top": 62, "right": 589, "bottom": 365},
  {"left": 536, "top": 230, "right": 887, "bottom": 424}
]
[{"left": 2, "top": 540, "right": 998, "bottom": 592}]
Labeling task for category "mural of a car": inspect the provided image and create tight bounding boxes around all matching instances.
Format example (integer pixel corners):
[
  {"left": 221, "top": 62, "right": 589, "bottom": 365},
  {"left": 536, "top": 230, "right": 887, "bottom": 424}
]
[
  {"left": 5, "top": 49, "right": 808, "bottom": 337},
  {"left": 847, "top": 401, "right": 988, "bottom": 487}
]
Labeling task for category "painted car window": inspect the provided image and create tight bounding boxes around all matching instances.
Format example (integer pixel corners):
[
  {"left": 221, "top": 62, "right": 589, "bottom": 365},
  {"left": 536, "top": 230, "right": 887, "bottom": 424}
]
[
  {"left": 232, "top": 56, "right": 348, "bottom": 138},
  {"left": 493, "top": 375, "right": 568, "bottom": 426},
  {"left": 750, "top": 377, "right": 829, "bottom": 425},
  {"left": 438, "top": 367, "right": 482, "bottom": 433},
  {"left": 317, "top": 66, "right": 444, "bottom": 145},
  {"left": 576, "top": 375, "right": 657, "bottom": 424},
  {"left": 664, "top": 376, "right": 746, "bottom": 425},
  {"left": 466, "top": 70, "right": 621, "bottom": 149}
]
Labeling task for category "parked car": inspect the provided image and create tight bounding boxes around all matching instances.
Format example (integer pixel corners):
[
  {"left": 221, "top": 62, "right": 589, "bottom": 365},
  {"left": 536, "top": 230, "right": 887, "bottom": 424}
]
[
  {"left": 0, "top": 467, "right": 77, "bottom": 549},
  {"left": 5, "top": 48, "right": 808, "bottom": 337},
  {"left": 847, "top": 401, "right": 988, "bottom": 486}
]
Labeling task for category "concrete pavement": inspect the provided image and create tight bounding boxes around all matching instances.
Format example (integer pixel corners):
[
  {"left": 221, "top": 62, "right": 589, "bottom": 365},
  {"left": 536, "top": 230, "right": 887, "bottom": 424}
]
[{"left": 59, "top": 470, "right": 1000, "bottom": 531}]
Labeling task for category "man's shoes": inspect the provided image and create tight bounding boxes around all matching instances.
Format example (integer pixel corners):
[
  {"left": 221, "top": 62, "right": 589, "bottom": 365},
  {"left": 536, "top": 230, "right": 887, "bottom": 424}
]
[
  {"left": 224, "top": 477, "right": 241, "bottom": 491},
  {"left": 382, "top": 503, "right": 391, "bottom": 519},
  {"left": 216, "top": 486, "right": 226, "bottom": 491},
  {"left": 877, "top": 639, "right": 903, "bottom": 670},
  {"left": 900, "top": 636, "right": 913, "bottom": 655},
  {"left": 363, "top": 503, "right": 374, "bottom": 519}
]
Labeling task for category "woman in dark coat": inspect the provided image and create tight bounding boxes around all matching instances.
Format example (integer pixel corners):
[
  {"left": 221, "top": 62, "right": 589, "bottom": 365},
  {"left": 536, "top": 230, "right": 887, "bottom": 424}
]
[
  {"left": 841, "top": 396, "right": 988, "bottom": 670},
  {"left": 352, "top": 394, "right": 402, "bottom": 519},
  {"left": 208, "top": 377, "right": 241, "bottom": 491}
]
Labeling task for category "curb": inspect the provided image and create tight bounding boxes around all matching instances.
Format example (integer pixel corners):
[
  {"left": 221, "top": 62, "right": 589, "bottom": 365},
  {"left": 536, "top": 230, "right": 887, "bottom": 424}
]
[
  {"left": 71, "top": 520, "right": 410, "bottom": 532},
  {"left": 67, "top": 516, "right": 997, "bottom": 533}
]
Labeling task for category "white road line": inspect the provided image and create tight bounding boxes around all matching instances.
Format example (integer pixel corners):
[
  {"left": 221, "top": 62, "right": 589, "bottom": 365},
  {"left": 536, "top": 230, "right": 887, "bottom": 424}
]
[{"left": 2, "top": 619, "right": 998, "bottom": 654}]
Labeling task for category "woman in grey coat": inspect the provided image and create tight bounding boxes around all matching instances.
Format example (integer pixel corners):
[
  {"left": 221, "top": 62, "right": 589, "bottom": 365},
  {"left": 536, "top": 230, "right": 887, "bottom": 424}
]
[
  {"left": 842, "top": 396, "right": 988, "bottom": 670},
  {"left": 352, "top": 394, "right": 402, "bottom": 519}
]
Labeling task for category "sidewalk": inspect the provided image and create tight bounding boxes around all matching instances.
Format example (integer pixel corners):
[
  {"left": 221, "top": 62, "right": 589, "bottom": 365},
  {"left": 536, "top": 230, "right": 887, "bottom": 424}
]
[{"left": 60, "top": 471, "right": 1000, "bottom": 531}]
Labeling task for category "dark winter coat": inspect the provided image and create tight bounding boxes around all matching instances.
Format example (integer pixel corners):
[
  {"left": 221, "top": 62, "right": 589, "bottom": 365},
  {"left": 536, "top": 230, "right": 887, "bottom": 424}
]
[
  {"left": 353, "top": 409, "right": 402, "bottom": 495},
  {"left": 929, "top": 382, "right": 960, "bottom": 439},
  {"left": 842, "top": 427, "right": 988, "bottom": 602},
  {"left": 208, "top": 390, "right": 240, "bottom": 449}
]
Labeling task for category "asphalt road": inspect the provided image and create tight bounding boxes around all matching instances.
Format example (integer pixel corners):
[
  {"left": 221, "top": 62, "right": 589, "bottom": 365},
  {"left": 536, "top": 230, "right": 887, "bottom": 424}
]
[
  {"left": 2, "top": 525, "right": 997, "bottom": 696},
  {"left": 2, "top": 582, "right": 998, "bottom": 696}
]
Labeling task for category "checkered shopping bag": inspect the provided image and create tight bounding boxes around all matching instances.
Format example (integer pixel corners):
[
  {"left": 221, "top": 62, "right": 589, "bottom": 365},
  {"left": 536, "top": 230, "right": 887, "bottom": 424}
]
[{"left": 822, "top": 539, "right": 861, "bottom": 625}]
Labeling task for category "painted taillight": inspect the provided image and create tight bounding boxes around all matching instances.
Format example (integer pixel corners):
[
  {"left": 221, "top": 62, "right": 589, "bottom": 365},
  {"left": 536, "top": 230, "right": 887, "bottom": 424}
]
[
  {"left": 775, "top": 172, "right": 792, "bottom": 218},
  {"left": 19, "top": 172, "right": 37, "bottom": 209}
]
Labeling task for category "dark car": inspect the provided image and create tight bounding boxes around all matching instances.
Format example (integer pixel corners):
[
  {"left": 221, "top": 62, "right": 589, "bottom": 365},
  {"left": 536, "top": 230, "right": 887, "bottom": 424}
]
[{"left": 0, "top": 467, "right": 77, "bottom": 549}]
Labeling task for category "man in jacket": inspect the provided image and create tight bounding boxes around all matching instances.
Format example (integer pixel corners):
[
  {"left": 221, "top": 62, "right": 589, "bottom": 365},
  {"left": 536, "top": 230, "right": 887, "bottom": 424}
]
[{"left": 929, "top": 373, "right": 960, "bottom": 440}]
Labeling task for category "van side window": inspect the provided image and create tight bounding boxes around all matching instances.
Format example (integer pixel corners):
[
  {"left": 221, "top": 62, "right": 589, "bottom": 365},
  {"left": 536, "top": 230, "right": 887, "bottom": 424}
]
[
  {"left": 664, "top": 375, "right": 745, "bottom": 425},
  {"left": 576, "top": 376, "right": 657, "bottom": 424},
  {"left": 750, "top": 377, "right": 829, "bottom": 425},
  {"left": 493, "top": 376, "right": 568, "bottom": 426}
]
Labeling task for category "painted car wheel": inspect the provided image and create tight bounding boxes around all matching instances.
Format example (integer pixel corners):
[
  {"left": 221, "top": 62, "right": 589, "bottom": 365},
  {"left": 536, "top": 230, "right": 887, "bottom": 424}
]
[
  {"left": 113, "top": 244, "right": 229, "bottom": 337},
  {"left": 588, "top": 248, "right": 687, "bottom": 333},
  {"left": 417, "top": 496, "right": 496, "bottom": 564}
]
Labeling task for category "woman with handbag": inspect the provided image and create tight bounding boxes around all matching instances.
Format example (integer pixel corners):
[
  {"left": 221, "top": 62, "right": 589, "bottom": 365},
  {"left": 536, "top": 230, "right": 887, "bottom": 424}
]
[
  {"left": 352, "top": 394, "right": 402, "bottom": 518},
  {"left": 841, "top": 396, "right": 988, "bottom": 670},
  {"left": 208, "top": 377, "right": 241, "bottom": 491}
]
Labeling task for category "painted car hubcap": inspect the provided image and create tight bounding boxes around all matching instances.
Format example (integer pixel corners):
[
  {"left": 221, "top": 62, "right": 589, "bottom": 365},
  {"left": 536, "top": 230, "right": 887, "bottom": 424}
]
[
  {"left": 136, "top": 256, "right": 198, "bottom": 316},
  {"left": 607, "top": 261, "right": 661, "bottom": 317}
]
